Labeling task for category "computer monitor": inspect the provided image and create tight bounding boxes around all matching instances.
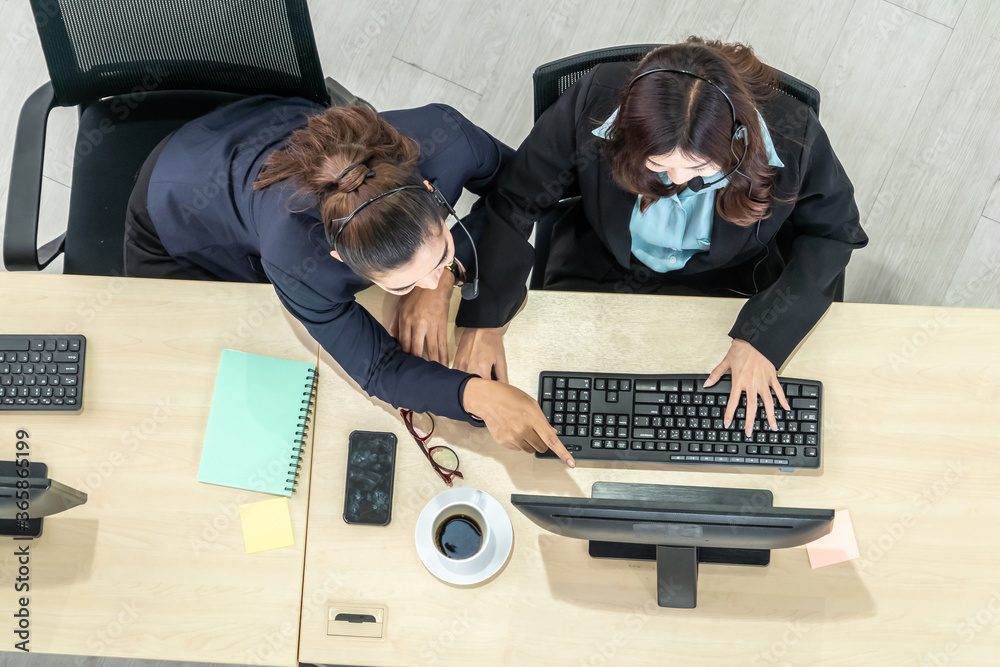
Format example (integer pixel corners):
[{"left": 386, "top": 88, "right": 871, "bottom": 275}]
[
  {"left": 0, "top": 462, "right": 88, "bottom": 537},
  {"left": 511, "top": 482, "right": 833, "bottom": 608}
]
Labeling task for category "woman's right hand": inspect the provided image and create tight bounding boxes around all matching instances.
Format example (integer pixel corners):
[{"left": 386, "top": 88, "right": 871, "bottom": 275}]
[{"left": 462, "top": 378, "right": 576, "bottom": 467}]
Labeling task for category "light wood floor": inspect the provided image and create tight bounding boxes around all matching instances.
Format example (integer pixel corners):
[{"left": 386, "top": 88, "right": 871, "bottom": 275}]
[
  {"left": 2, "top": 0, "right": 999, "bottom": 310},
  {"left": 0, "top": 2, "right": 998, "bottom": 667}
]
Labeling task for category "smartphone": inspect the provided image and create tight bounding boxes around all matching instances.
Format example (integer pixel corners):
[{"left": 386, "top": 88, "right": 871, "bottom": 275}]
[{"left": 343, "top": 431, "right": 397, "bottom": 526}]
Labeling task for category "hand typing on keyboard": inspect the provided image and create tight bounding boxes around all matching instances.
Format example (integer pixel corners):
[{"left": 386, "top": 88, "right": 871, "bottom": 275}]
[{"left": 705, "top": 339, "right": 791, "bottom": 436}]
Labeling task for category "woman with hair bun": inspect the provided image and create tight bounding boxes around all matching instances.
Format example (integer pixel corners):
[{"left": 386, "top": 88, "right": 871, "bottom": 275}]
[
  {"left": 464, "top": 37, "right": 868, "bottom": 434},
  {"left": 124, "top": 97, "right": 574, "bottom": 466}
]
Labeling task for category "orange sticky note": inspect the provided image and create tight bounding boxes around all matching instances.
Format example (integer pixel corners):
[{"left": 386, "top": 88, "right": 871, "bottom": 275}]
[{"left": 806, "top": 509, "right": 859, "bottom": 568}]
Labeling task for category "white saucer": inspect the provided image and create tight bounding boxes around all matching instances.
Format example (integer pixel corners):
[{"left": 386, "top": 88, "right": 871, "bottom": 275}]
[{"left": 415, "top": 487, "right": 514, "bottom": 586}]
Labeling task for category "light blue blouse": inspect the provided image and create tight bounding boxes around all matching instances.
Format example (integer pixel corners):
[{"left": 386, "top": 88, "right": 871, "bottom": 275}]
[{"left": 593, "top": 109, "right": 784, "bottom": 272}]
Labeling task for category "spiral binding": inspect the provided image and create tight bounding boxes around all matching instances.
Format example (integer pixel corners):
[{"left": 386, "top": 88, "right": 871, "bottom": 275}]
[{"left": 286, "top": 367, "right": 318, "bottom": 493}]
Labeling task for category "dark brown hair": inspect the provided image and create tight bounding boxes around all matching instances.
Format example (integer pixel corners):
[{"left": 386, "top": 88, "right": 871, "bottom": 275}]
[
  {"left": 254, "top": 105, "right": 441, "bottom": 278},
  {"left": 602, "top": 37, "right": 783, "bottom": 225}
]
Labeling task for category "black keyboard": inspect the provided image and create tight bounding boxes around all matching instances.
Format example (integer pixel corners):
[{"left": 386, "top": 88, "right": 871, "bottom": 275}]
[
  {"left": 536, "top": 371, "right": 822, "bottom": 470},
  {"left": 0, "top": 335, "right": 86, "bottom": 411}
]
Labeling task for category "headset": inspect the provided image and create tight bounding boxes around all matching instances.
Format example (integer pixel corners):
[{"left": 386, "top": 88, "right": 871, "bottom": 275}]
[
  {"left": 626, "top": 68, "right": 767, "bottom": 296},
  {"left": 329, "top": 176, "right": 479, "bottom": 300}
]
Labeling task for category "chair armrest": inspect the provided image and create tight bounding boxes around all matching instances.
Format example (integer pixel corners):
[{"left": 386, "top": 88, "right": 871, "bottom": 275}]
[
  {"left": 324, "top": 76, "right": 375, "bottom": 111},
  {"left": 3, "top": 82, "right": 63, "bottom": 271}
]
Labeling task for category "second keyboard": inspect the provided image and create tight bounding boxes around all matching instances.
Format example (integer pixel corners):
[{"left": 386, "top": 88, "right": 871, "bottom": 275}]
[{"left": 537, "top": 371, "right": 823, "bottom": 470}]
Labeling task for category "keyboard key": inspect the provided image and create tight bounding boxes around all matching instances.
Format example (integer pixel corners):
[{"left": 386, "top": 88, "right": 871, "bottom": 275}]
[
  {"left": 608, "top": 380, "right": 618, "bottom": 391},
  {"left": 701, "top": 379, "right": 731, "bottom": 394},
  {"left": 607, "top": 391, "right": 618, "bottom": 402},
  {"left": 595, "top": 379, "right": 606, "bottom": 390},
  {"left": 57, "top": 339, "right": 68, "bottom": 351},
  {"left": 659, "top": 379, "right": 679, "bottom": 391},
  {"left": 805, "top": 447, "right": 818, "bottom": 457},
  {"left": 541, "top": 378, "right": 554, "bottom": 399},
  {"left": 801, "top": 385, "right": 819, "bottom": 398},
  {"left": 69, "top": 339, "right": 81, "bottom": 351},
  {"left": 635, "top": 392, "right": 665, "bottom": 403},
  {"left": 680, "top": 380, "right": 695, "bottom": 392},
  {"left": 620, "top": 380, "right": 631, "bottom": 391},
  {"left": 633, "top": 428, "right": 654, "bottom": 439},
  {"left": 568, "top": 378, "right": 590, "bottom": 389}
]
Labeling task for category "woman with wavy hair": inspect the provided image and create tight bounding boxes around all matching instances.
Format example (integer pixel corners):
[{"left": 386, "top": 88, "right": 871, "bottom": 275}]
[
  {"left": 461, "top": 37, "right": 868, "bottom": 431},
  {"left": 124, "top": 97, "right": 574, "bottom": 465}
]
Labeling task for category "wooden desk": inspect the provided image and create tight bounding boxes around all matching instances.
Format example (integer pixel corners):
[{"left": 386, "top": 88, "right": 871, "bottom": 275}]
[
  {"left": 299, "top": 290, "right": 1000, "bottom": 666},
  {"left": 0, "top": 273, "right": 317, "bottom": 666}
]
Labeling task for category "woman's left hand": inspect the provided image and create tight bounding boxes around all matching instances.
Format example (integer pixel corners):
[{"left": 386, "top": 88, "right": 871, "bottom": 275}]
[
  {"left": 704, "top": 338, "right": 790, "bottom": 436},
  {"left": 390, "top": 271, "right": 455, "bottom": 365}
]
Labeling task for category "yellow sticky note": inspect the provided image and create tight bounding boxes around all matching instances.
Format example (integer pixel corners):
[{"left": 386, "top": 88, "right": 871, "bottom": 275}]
[
  {"left": 239, "top": 497, "right": 295, "bottom": 554},
  {"left": 806, "top": 508, "right": 860, "bottom": 568}
]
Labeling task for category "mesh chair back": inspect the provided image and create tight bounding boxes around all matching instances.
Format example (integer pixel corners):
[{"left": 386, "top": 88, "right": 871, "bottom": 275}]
[
  {"left": 532, "top": 44, "right": 658, "bottom": 121},
  {"left": 30, "top": 0, "right": 329, "bottom": 106},
  {"left": 532, "top": 44, "right": 820, "bottom": 121}
]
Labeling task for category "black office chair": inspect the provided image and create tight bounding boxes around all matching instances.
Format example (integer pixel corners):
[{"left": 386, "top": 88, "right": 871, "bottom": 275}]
[
  {"left": 3, "top": 0, "right": 364, "bottom": 276},
  {"left": 528, "top": 44, "right": 844, "bottom": 302}
]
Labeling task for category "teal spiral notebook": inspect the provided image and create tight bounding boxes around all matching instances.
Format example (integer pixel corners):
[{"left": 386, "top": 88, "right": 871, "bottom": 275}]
[{"left": 198, "top": 350, "right": 318, "bottom": 496}]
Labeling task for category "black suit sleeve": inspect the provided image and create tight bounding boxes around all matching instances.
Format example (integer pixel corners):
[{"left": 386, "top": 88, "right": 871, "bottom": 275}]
[
  {"left": 728, "top": 110, "right": 868, "bottom": 367},
  {"left": 455, "top": 69, "right": 598, "bottom": 328}
]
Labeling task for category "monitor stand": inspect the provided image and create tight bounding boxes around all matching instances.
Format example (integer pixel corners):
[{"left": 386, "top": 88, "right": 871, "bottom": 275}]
[
  {"left": 587, "top": 482, "right": 772, "bottom": 608},
  {"left": 0, "top": 461, "right": 46, "bottom": 538}
]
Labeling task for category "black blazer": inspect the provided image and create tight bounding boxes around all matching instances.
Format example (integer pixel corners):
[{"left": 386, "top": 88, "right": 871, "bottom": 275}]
[{"left": 457, "top": 62, "right": 868, "bottom": 367}]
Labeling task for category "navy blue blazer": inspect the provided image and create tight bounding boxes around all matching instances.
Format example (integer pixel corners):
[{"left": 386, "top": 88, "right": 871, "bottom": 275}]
[{"left": 146, "top": 96, "right": 510, "bottom": 423}]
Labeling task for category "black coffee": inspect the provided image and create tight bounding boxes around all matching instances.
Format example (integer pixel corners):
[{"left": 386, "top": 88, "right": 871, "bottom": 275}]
[{"left": 435, "top": 515, "right": 482, "bottom": 560}]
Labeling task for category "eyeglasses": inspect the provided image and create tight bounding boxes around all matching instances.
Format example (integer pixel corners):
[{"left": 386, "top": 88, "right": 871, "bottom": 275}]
[{"left": 400, "top": 408, "right": 463, "bottom": 487}]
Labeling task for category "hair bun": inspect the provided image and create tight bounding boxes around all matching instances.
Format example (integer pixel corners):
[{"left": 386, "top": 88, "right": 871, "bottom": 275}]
[{"left": 336, "top": 163, "right": 374, "bottom": 193}]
